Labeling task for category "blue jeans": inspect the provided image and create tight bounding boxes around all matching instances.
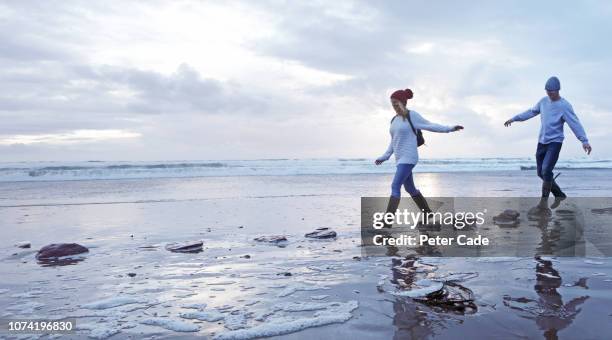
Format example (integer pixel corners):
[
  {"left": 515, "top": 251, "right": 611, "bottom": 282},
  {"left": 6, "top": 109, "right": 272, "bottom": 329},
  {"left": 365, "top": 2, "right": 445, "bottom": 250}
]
[
  {"left": 391, "top": 163, "right": 419, "bottom": 198},
  {"left": 536, "top": 142, "right": 562, "bottom": 182}
]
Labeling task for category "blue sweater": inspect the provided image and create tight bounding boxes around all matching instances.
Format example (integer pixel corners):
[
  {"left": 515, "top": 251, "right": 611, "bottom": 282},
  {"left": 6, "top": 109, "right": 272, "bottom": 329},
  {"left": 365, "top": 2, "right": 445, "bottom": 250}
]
[{"left": 511, "top": 97, "right": 589, "bottom": 144}]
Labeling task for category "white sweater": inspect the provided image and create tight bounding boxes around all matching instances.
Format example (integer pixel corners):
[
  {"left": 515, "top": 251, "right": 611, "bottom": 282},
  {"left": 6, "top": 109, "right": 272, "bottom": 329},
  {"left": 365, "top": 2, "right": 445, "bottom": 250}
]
[{"left": 377, "top": 111, "right": 454, "bottom": 164}]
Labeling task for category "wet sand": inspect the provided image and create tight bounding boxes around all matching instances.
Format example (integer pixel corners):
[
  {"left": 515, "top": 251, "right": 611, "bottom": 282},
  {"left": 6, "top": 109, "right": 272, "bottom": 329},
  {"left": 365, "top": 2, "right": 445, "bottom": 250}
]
[{"left": 1, "top": 170, "right": 612, "bottom": 339}]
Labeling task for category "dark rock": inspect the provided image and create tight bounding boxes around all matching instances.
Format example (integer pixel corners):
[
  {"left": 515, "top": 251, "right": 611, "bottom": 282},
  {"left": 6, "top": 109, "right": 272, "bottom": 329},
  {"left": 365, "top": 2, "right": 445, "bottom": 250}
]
[
  {"left": 241, "top": 254, "right": 251, "bottom": 259},
  {"left": 36, "top": 243, "right": 89, "bottom": 260},
  {"left": 36, "top": 243, "right": 89, "bottom": 266},
  {"left": 305, "top": 227, "right": 337, "bottom": 239},
  {"left": 277, "top": 272, "right": 292, "bottom": 277},
  {"left": 16, "top": 241, "right": 31, "bottom": 249},
  {"left": 127, "top": 273, "right": 137, "bottom": 277},
  {"left": 165, "top": 241, "right": 203, "bottom": 253}
]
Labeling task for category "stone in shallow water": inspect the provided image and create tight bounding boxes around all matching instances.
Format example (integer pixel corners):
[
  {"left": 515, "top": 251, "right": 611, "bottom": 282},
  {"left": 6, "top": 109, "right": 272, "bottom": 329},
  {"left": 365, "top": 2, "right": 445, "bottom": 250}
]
[
  {"left": 16, "top": 241, "right": 31, "bottom": 249},
  {"left": 304, "top": 227, "right": 337, "bottom": 239},
  {"left": 165, "top": 240, "right": 203, "bottom": 253},
  {"left": 36, "top": 243, "right": 89, "bottom": 260}
]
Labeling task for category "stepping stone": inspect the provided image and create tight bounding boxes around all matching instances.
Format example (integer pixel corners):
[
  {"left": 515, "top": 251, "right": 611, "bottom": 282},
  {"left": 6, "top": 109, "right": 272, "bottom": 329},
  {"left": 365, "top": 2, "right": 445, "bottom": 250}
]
[
  {"left": 305, "top": 227, "right": 337, "bottom": 239},
  {"left": 165, "top": 241, "right": 203, "bottom": 253}
]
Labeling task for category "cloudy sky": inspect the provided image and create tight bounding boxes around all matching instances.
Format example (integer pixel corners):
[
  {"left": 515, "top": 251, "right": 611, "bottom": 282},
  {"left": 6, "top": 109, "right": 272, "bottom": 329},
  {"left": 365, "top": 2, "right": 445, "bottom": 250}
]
[{"left": 1, "top": 0, "right": 611, "bottom": 162}]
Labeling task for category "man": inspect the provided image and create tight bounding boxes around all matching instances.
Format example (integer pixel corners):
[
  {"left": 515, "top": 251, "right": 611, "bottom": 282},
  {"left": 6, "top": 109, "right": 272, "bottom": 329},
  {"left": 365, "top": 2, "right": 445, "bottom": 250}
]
[{"left": 504, "top": 76, "right": 592, "bottom": 204}]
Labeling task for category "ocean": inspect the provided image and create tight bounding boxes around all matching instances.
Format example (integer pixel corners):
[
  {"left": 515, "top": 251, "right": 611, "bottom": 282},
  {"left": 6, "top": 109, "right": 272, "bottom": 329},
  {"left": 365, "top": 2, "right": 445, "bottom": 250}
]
[{"left": 1, "top": 157, "right": 611, "bottom": 182}]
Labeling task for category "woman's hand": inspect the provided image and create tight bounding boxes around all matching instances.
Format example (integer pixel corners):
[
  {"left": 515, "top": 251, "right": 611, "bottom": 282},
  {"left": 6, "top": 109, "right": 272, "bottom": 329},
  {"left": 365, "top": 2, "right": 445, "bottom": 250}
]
[
  {"left": 504, "top": 119, "right": 513, "bottom": 127},
  {"left": 452, "top": 125, "right": 464, "bottom": 131},
  {"left": 375, "top": 159, "right": 384, "bottom": 165},
  {"left": 583, "top": 143, "right": 592, "bottom": 155}
]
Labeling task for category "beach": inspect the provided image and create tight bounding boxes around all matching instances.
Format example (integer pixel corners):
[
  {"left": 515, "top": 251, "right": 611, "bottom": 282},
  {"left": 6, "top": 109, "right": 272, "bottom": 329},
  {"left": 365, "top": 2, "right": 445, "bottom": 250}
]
[{"left": 1, "top": 167, "right": 612, "bottom": 339}]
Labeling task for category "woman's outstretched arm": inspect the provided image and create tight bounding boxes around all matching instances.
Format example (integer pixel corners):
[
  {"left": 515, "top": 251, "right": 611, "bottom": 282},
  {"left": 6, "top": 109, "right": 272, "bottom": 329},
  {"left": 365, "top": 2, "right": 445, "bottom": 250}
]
[{"left": 411, "top": 111, "right": 459, "bottom": 133}]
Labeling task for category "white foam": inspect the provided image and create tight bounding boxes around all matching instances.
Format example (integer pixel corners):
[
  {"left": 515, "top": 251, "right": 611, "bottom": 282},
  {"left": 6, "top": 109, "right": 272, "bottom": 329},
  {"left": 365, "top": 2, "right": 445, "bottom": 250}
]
[
  {"left": 81, "top": 296, "right": 142, "bottom": 310},
  {"left": 180, "top": 310, "right": 225, "bottom": 322},
  {"left": 214, "top": 300, "right": 358, "bottom": 340},
  {"left": 140, "top": 318, "right": 200, "bottom": 332},
  {"left": 584, "top": 260, "right": 605, "bottom": 265},
  {"left": 310, "top": 295, "right": 329, "bottom": 300},
  {"left": 6, "top": 301, "right": 44, "bottom": 314},
  {"left": 0, "top": 288, "right": 10, "bottom": 294},
  {"left": 182, "top": 303, "right": 208, "bottom": 310},
  {"left": 208, "top": 281, "right": 237, "bottom": 285},
  {"left": 275, "top": 301, "right": 339, "bottom": 312},
  {"left": 10, "top": 290, "right": 44, "bottom": 298},
  {"left": 390, "top": 279, "right": 443, "bottom": 298},
  {"left": 224, "top": 313, "right": 248, "bottom": 330},
  {"left": 87, "top": 325, "right": 121, "bottom": 339},
  {"left": 277, "top": 283, "right": 330, "bottom": 297}
]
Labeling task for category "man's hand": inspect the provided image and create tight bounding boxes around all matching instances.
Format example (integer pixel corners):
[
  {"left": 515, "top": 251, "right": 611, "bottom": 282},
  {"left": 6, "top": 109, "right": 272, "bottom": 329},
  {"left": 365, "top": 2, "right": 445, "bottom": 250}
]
[
  {"left": 452, "top": 125, "right": 464, "bottom": 131},
  {"left": 583, "top": 143, "right": 592, "bottom": 155},
  {"left": 375, "top": 159, "right": 384, "bottom": 165},
  {"left": 504, "top": 119, "right": 513, "bottom": 127}
]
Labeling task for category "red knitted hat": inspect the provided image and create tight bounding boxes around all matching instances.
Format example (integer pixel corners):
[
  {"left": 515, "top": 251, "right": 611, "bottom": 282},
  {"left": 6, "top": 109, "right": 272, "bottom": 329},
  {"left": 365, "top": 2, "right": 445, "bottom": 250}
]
[{"left": 390, "top": 88, "right": 413, "bottom": 105}]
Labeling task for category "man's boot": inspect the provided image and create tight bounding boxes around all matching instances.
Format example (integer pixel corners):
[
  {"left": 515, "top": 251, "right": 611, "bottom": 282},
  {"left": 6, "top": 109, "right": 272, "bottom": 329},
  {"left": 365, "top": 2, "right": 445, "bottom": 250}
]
[
  {"left": 551, "top": 181, "right": 566, "bottom": 198},
  {"left": 550, "top": 180, "right": 566, "bottom": 209},
  {"left": 539, "top": 181, "right": 552, "bottom": 206},
  {"left": 382, "top": 196, "right": 400, "bottom": 228},
  {"left": 530, "top": 181, "right": 553, "bottom": 217}
]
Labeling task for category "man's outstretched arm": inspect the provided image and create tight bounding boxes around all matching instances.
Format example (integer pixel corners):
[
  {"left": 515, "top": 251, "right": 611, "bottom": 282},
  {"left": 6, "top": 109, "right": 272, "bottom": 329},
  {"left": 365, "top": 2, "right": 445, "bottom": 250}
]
[{"left": 504, "top": 101, "right": 541, "bottom": 126}]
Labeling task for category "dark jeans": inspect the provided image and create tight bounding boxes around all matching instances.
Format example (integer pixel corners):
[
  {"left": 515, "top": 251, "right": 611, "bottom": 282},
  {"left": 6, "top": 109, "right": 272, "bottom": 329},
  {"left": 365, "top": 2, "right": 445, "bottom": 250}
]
[{"left": 536, "top": 142, "right": 562, "bottom": 182}]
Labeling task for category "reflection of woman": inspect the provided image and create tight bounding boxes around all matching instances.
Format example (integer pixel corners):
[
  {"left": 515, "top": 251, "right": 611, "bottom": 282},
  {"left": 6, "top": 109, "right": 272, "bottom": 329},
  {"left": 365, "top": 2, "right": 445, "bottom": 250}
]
[{"left": 375, "top": 89, "right": 463, "bottom": 225}]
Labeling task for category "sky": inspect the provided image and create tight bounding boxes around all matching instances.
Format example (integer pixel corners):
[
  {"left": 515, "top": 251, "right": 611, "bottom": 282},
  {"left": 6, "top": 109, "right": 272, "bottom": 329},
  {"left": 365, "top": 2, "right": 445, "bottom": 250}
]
[{"left": 1, "top": 0, "right": 611, "bottom": 162}]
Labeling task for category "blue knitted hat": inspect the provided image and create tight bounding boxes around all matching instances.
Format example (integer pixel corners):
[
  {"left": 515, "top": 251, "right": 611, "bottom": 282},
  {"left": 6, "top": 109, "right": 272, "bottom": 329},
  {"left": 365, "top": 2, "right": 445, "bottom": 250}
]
[{"left": 545, "top": 76, "right": 560, "bottom": 91}]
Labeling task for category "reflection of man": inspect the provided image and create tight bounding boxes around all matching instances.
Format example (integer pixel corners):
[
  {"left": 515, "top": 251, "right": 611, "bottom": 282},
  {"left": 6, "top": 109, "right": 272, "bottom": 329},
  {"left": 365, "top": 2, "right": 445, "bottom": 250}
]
[
  {"left": 533, "top": 256, "right": 588, "bottom": 339},
  {"left": 505, "top": 256, "right": 588, "bottom": 339},
  {"left": 504, "top": 77, "right": 591, "bottom": 206}
]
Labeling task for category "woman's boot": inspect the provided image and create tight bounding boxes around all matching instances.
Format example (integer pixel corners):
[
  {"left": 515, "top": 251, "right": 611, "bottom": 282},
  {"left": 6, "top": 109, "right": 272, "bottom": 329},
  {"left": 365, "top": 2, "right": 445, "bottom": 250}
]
[
  {"left": 411, "top": 192, "right": 436, "bottom": 229},
  {"left": 382, "top": 196, "right": 400, "bottom": 228},
  {"left": 411, "top": 192, "right": 432, "bottom": 214}
]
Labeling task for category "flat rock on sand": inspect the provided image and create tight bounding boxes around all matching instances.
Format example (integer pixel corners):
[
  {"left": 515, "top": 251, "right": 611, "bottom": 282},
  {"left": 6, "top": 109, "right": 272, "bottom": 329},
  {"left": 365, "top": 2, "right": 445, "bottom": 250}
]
[
  {"left": 304, "top": 228, "right": 337, "bottom": 239},
  {"left": 36, "top": 243, "right": 89, "bottom": 259},
  {"left": 254, "top": 236, "right": 288, "bottom": 244},
  {"left": 165, "top": 240, "right": 203, "bottom": 253}
]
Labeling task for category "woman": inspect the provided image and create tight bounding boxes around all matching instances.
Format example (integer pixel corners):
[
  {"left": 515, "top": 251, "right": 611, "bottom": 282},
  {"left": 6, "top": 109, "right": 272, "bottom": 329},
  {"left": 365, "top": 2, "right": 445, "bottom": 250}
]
[{"left": 375, "top": 88, "right": 463, "bottom": 226}]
